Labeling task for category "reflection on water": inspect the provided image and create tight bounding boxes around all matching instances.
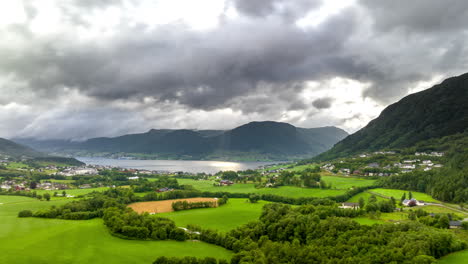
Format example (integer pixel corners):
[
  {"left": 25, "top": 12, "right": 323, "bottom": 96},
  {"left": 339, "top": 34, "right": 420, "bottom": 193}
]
[{"left": 76, "top": 157, "right": 276, "bottom": 174}]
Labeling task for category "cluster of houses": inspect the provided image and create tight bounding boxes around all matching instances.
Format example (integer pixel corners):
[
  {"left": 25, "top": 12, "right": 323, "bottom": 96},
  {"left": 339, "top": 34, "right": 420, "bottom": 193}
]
[
  {"left": 0, "top": 180, "right": 70, "bottom": 191},
  {"left": 415, "top": 152, "right": 445, "bottom": 157},
  {"left": 1, "top": 180, "right": 28, "bottom": 191},
  {"left": 359, "top": 151, "right": 396, "bottom": 158},
  {"left": 394, "top": 159, "right": 443, "bottom": 173},
  {"left": 58, "top": 167, "right": 99, "bottom": 176}
]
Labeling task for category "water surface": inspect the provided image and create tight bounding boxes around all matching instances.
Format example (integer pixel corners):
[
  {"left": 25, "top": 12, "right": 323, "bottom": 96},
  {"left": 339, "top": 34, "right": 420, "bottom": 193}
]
[{"left": 76, "top": 157, "right": 276, "bottom": 174}]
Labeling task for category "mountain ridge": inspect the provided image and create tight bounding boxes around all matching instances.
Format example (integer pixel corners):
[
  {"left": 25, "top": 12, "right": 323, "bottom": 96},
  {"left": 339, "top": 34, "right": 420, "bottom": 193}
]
[
  {"left": 14, "top": 121, "right": 348, "bottom": 161},
  {"left": 314, "top": 72, "right": 468, "bottom": 161}
]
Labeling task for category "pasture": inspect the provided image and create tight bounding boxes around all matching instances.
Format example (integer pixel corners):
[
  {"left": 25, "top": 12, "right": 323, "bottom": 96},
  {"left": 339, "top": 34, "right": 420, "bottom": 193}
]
[
  {"left": 177, "top": 176, "right": 376, "bottom": 198},
  {"left": 158, "top": 198, "right": 268, "bottom": 232},
  {"left": 0, "top": 195, "right": 232, "bottom": 263},
  {"left": 437, "top": 249, "right": 468, "bottom": 264},
  {"left": 34, "top": 187, "right": 110, "bottom": 199},
  {"left": 129, "top": 197, "right": 218, "bottom": 214},
  {"left": 346, "top": 191, "right": 386, "bottom": 203},
  {"left": 368, "top": 188, "right": 439, "bottom": 202}
]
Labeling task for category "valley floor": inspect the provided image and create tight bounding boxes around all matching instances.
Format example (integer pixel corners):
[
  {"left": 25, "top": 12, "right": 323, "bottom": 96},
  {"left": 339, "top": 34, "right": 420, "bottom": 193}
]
[{"left": 0, "top": 196, "right": 232, "bottom": 264}]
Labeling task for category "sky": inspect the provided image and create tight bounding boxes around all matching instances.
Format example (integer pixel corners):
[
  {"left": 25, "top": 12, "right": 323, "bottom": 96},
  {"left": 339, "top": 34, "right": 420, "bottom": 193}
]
[{"left": 0, "top": 0, "right": 467, "bottom": 140}]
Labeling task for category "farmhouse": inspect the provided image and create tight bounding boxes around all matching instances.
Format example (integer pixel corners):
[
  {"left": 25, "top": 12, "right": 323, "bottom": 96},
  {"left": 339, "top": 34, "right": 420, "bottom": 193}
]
[
  {"left": 156, "top": 187, "right": 174, "bottom": 193},
  {"left": 402, "top": 198, "right": 425, "bottom": 206},
  {"left": 449, "top": 221, "right": 462, "bottom": 229},
  {"left": 219, "top": 180, "right": 234, "bottom": 186},
  {"left": 339, "top": 202, "right": 360, "bottom": 209}
]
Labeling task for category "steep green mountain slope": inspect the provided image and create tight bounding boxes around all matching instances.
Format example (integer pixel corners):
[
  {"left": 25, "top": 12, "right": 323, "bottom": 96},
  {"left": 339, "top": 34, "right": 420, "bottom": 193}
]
[
  {"left": 14, "top": 122, "right": 348, "bottom": 161},
  {"left": 316, "top": 72, "right": 468, "bottom": 161}
]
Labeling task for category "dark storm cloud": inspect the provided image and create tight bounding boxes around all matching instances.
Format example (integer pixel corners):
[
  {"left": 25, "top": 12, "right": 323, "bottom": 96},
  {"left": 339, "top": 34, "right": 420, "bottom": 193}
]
[
  {"left": 355, "top": 0, "right": 468, "bottom": 102},
  {"left": 360, "top": 0, "right": 468, "bottom": 33},
  {"left": 2, "top": 0, "right": 468, "bottom": 139},
  {"left": 0, "top": 8, "right": 361, "bottom": 113},
  {"left": 232, "top": 0, "right": 321, "bottom": 21},
  {"left": 312, "top": 97, "right": 333, "bottom": 109}
]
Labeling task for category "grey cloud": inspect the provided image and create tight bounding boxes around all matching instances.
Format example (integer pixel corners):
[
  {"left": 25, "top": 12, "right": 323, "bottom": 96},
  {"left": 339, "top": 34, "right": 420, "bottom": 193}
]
[
  {"left": 312, "top": 97, "right": 333, "bottom": 109},
  {"left": 232, "top": 0, "right": 321, "bottom": 21},
  {"left": 360, "top": 0, "right": 468, "bottom": 33},
  {"left": 0, "top": 9, "right": 360, "bottom": 113},
  {"left": 1, "top": 0, "right": 468, "bottom": 139}
]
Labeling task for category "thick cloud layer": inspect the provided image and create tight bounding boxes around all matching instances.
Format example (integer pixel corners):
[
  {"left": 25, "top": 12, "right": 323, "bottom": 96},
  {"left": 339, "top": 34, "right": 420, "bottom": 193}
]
[{"left": 0, "top": 0, "right": 467, "bottom": 139}]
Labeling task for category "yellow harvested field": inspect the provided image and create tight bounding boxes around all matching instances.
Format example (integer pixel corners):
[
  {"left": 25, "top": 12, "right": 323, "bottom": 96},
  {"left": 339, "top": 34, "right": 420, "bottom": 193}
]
[{"left": 128, "top": 198, "right": 218, "bottom": 214}]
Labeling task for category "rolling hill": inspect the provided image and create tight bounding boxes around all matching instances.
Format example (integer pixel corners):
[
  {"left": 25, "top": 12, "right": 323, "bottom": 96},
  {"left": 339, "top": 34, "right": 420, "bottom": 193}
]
[{"left": 14, "top": 122, "right": 348, "bottom": 161}]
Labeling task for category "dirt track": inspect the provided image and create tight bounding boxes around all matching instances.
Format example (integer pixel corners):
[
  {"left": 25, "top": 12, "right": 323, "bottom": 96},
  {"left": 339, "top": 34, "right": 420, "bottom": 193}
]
[{"left": 128, "top": 197, "right": 218, "bottom": 214}]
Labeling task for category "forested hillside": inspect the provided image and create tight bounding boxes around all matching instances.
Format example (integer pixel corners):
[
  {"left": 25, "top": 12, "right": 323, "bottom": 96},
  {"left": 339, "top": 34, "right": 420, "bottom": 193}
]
[{"left": 316, "top": 72, "right": 468, "bottom": 161}]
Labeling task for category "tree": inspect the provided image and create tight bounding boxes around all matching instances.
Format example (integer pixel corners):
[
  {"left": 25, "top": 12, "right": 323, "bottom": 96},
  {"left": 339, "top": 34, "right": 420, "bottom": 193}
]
[
  {"left": 401, "top": 193, "right": 406, "bottom": 202},
  {"left": 43, "top": 193, "right": 51, "bottom": 201},
  {"left": 249, "top": 194, "right": 260, "bottom": 203},
  {"left": 409, "top": 191, "right": 413, "bottom": 199},
  {"left": 29, "top": 181, "right": 37, "bottom": 189},
  {"left": 18, "top": 210, "right": 33, "bottom": 217},
  {"left": 358, "top": 197, "right": 365, "bottom": 209},
  {"left": 461, "top": 221, "right": 468, "bottom": 230},
  {"left": 62, "top": 190, "right": 67, "bottom": 197},
  {"left": 36, "top": 194, "right": 43, "bottom": 200},
  {"left": 437, "top": 215, "right": 450, "bottom": 229}
]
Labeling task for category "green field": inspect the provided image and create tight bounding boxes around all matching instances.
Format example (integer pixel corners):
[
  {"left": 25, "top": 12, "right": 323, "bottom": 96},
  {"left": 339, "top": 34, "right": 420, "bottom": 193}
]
[
  {"left": 177, "top": 178, "right": 346, "bottom": 198},
  {"left": 34, "top": 187, "right": 110, "bottom": 199},
  {"left": 346, "top": 191, "right": 386, "bottom": 203},
  {"left": 159, "top": 198, "right": 268, "bottom": 232},
  {"left": 321, "top": 176, "right": 377, "bottom": 189},
  {"left": 437, "top": 249, "right": 468, "bottom": 263},
  {"left": 353, "top": 217, "right": 385, "bottom": 225},
  {"left": 0, "top": 195, "right": 232, "bottom": 263},
  {"left": 5, "top": 162, "right": 30, "bottom": 169},
  {"left": 369, "top": 188, "right": 439, "bottom": 202}
]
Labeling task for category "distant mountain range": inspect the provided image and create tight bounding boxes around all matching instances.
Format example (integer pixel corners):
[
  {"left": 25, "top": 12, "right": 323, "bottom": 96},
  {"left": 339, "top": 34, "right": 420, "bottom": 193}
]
[
  {"left": 0, "top": 138, "right": 44, "bottom": 158},
  {"left": 315, "top": 72, "right": 468, "bottom": 161},
  {"left": 14, "top": 121, "right": 348, "bottom": 161},
  {"left": 0, "top": 137, "right": 84, "bottom": 166}
]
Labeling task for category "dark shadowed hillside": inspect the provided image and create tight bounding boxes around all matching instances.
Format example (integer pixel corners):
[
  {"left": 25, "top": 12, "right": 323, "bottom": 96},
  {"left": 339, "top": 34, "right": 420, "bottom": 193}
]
[
  {"left": 14, "top": 122, "right": 348, "bottom": 161},
  {"left": 0, "top": 138, "right": 44, "bottom": 158},
  {"left": 316, "top": 72, "right": 468, "bottom": 161}
]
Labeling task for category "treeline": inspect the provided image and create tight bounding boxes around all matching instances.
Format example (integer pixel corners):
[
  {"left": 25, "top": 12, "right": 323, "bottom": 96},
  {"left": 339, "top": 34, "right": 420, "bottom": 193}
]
[
  {"left": 132, "top": 177, "right": 179, "bottom": 192},
  {"left": 103, "top": 207, "right": 186, "bottom": 240},
  {"left": 407, "top": 208, "right": 467, "bottom": 229},
  {"left": 26, "top": 188, "right": 137, "bottom": 220},
  {"left": 177, "top": 203, "right": 466, "bottom": 263},
  {"left": 153, "top": 257, "right": 227, "bottom": 264},
  {"left": 172, "top": 201, "right": 216, "bottom": 211},
  {"left": 379, "top": 167, "right": 468, "bottom": 203},
  {"left": 271, "top": 170, "right": 330, "bottom": 189}
]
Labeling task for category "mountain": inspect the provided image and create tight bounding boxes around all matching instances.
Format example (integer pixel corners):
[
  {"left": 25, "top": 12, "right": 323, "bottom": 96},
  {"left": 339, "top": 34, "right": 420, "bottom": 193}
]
[
  {"left": 0, "top": 137, "right": 44, "bottom": 158},
  {"left": 316, "top": 72, "right": 468, "bottom": 161},
  {"left": 0, "top": 137, "right": 84, "bottom": 166},
  {"left": 14, "top": 122, "right": 348, "bottom": 161}
]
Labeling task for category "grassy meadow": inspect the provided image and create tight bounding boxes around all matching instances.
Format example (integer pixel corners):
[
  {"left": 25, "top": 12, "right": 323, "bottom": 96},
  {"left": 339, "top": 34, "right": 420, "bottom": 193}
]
[
  {"left": 177, "top": 175, "right": 376, "bottom": 198},
  {"left": 34, "top": 187, "right": 111, "bottom": 200},
  {"left": 158, "top": 198, "right": 268, "bottom": 232},
  {"left": 368, "top": 188, "right": 439, "bottom": 202},
  {"left": 0, "top": 196, "right": 232, "bottom": 264},
  {"left": 437, "top": 250, "right": 468, "bottom": 264}
]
